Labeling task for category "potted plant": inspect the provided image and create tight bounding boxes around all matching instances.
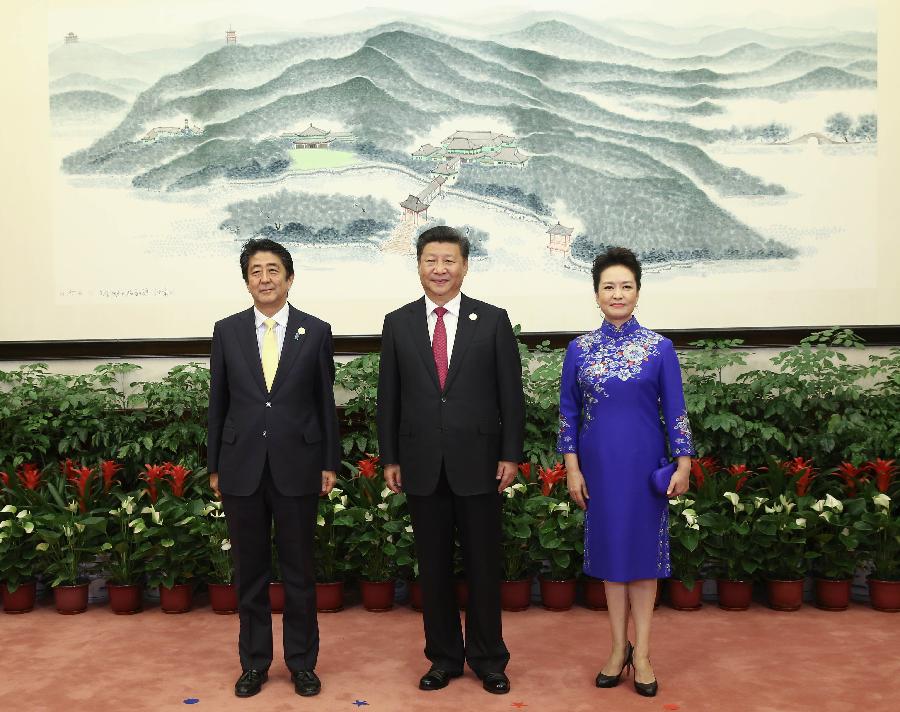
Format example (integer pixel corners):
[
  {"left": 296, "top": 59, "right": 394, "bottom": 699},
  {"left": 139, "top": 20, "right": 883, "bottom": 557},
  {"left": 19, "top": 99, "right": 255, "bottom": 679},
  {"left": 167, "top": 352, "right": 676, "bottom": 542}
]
[
  {"left": 344, "top": 485, "right": 407, "bottom": 612},
  {"left": 859, "top": 489, "right": 900, "bottom": 611},
  {"left": 33, "top": 490, "right": 106, "bottom": 614},
  {"left": 704, "top": 491, "right": 766, "bottom": 610},
  {"left": 143, "top": 493, "right": 206, "bottom": 613},
  {"left": 528, "top": 489, "right": 584, "bottom": 612},
  {"left": 667, "top": 495, "right": 708, "bottom": 610},
  {"left": 500, "top": 481, "right": 536, "bottom": 611},
  {"left": 809, "top": 493, "right": 862, "bottom": 610},
  {"left": 754, "top": 493, "right": 816, "bottom": 611},
  {"left": 0, "top": 504, "right": 42, "bottom": 613},
  {"left": 101, "top": 492, "right": 155, "bottom": 614},
  {"left": 194, "top": 500, "right": 236, "bottom": 614},
  {"left": 314, "top": 487, "right": 355, "bottom": 612}
]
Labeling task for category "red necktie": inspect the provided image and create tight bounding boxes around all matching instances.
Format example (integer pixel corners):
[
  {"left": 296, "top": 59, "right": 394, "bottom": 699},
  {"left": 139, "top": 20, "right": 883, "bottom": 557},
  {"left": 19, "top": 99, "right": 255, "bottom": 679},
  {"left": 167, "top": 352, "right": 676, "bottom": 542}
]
[{"left": 432, "top": 306, "right": 448, "bottom": 390}]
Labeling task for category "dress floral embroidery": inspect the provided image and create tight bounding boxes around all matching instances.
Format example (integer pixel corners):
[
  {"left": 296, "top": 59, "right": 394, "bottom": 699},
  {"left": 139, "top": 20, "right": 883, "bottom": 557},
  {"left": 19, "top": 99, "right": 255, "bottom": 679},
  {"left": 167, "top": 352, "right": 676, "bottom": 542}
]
[{"left": 557, "top": 317, "right": 693, "bottom": 582}]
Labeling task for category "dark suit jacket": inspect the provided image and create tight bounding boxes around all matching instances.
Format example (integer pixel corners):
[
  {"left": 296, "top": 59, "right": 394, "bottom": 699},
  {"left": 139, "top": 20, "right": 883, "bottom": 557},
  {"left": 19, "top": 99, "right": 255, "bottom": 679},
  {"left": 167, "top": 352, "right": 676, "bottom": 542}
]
[
  {"left": 377, "top": 293, "right": 525, "bottom": 497},
  {"left": 207, "top": 304, "right": 340, "bottom": 497}
]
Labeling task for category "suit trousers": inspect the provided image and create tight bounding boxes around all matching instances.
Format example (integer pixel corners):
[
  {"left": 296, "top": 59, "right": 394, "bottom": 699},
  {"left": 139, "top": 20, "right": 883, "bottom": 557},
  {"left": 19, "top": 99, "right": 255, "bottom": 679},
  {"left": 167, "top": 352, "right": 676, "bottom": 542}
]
[
  {"left": 221, "top": 459, "right": 319, "bottom": 672},
  {"left": 406, "top": 464, "right": 509, "bottom": 675}
]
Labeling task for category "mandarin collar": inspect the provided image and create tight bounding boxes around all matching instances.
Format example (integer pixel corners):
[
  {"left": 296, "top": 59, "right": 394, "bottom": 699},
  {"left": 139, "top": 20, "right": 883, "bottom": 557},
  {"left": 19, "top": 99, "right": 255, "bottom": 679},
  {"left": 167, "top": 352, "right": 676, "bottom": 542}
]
[{"left": 600, "top": 316, "right": 640, "bottom": 339}]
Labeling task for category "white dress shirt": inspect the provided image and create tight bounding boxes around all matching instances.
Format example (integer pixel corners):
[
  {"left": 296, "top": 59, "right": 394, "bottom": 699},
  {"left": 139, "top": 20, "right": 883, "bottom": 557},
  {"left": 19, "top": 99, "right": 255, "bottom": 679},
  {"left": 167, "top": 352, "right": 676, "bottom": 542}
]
[
  {"left": 424, "top": 292, "right": 461, "bottom": 368},
  {"left": 254, "top": 302, "right": 289, "bottom": 363}
]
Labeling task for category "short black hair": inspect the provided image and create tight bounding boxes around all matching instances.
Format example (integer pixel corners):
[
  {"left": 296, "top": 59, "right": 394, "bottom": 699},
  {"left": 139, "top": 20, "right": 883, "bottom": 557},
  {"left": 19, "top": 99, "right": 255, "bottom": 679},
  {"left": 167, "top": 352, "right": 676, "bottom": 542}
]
[
  {"left": 592, "top": 246, "right": 642, "bottom": 292},
  {"left": 239, "top": 238, "right": 294, "bottom": 282},
  {"left": 416, "top": 225, "right": 469, "bottom": 261}
]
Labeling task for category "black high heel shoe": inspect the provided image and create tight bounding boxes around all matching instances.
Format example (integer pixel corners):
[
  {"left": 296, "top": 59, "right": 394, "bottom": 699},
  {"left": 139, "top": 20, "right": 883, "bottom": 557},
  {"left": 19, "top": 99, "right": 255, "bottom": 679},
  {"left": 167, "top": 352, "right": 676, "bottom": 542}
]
[
  {"left": 595, "top": 641, "right": 633, "bottom": 688},
  {"left": 633, "top": 658, "right": 658, "bottom": 697}
]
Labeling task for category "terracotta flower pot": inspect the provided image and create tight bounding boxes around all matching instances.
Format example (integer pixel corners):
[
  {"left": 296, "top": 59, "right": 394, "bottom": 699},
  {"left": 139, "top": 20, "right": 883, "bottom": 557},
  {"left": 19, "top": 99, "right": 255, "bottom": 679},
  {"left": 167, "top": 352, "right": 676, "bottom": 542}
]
[
  {"left": 2, "top": 581, "right": 36, "bottom": 614},
  {"left": 668, "top": 578, "right": 703, "bottom": 611},
  {"left": 54, "top": 583, "right": 89, "bottom": 614},
  {"left": 501, "top": 579, "right": 531, "bottom": 612},
  {"left": 583, "top": 577, "right": 607, "bottom": 610},
  {"left": 814, "top": 578, "right": 851, "bottom": 611},
  {"left": 408, "top": 580, "right": 423, "bottom": 611},
  {"left": 540, "top": 577, "right": 576, "bottom": 611},
  {"left": 716, "top": 579, "right": 752, "bottom": 611},
  {"left": 269, "top": 581, "right": 285, "bottom": 613},
  {"left": 316, "top": 581, "right": 344, "bottom": 612},
  {"left": 159, "top": 583, "right": 193, "bottom": 613},
  {"left": 208, "top": 582, "right": 238, "bottom": 614},
  {"left": 361, "top": 579, "right": 394, "bottom": 611},
  {"left": 766, "top": 579, "right": 804, "bottom": 611},
  {"left": 107, "top": 583, "right": 142, "bottom": 614},
  {"left": 455, "top": 578, "right": 468, "bottom": 610},
  {"left": 868, "top": 578, "right": 900, "bottom": 612}
]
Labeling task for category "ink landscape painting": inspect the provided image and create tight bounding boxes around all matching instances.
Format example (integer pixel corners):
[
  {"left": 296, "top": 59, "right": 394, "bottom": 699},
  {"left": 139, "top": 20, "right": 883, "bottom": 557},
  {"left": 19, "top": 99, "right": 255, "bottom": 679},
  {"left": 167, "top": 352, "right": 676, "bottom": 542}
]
[{"left": 47, "top": 1, "right": 878, "bottom": 336}]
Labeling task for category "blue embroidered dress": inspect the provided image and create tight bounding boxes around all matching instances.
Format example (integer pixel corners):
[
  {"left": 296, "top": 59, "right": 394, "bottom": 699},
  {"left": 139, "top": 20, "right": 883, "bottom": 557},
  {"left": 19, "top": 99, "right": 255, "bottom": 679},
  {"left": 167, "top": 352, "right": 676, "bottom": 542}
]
[{"left": 557, "top": 317, "right": 693, "bottom": 582}]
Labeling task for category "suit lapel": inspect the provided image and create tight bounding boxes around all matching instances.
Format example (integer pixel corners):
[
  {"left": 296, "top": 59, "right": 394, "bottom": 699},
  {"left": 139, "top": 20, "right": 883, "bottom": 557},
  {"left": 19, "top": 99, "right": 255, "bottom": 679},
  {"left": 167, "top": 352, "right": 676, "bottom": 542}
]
[
  {"left": 408, "top": 297, "right": 441, "bottom": 392},
  {"left": 237, "top": 307, "right": 267, "bottom": 396},
  {"left": 443, "top": 293, "right": 479, "bottom": 394},
  {"left": 270, "top": 304, "right": 309, "bottom": 396}
]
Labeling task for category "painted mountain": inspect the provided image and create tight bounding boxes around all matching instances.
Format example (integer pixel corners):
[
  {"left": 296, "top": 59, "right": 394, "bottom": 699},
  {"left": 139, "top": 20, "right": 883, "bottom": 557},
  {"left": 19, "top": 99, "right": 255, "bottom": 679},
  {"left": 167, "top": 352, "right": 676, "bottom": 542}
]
[{"left": 53, "top": 18, "right": 877, "bottom": 264}]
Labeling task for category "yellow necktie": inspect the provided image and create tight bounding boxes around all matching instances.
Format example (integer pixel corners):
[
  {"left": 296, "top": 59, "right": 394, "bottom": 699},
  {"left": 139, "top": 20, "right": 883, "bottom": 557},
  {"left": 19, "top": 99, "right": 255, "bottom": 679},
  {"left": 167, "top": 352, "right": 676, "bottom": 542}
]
[{"left": 262, "top": 318, "right": 278, "bottom": 391}]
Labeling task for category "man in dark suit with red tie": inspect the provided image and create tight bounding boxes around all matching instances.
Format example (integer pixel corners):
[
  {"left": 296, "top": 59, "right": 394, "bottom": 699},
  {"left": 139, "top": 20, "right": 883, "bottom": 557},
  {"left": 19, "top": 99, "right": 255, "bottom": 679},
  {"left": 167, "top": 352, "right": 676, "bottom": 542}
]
[
  {"left": 377, "top": 226, "right": 525, "bottom": 695},
  {"left": 207, "top": 238, "right": 340, "bottom": 698}
]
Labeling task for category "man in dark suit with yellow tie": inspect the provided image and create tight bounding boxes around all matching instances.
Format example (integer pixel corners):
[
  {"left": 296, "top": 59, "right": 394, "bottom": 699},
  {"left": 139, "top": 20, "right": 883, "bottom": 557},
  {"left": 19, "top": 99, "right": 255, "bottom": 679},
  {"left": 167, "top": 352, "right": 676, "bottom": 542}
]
[
  {"left": 207, "top": 238, "right": 340, "bottom": 698},
  {"left": 377, "top": 226, "right": 525, "bottom": 695}
]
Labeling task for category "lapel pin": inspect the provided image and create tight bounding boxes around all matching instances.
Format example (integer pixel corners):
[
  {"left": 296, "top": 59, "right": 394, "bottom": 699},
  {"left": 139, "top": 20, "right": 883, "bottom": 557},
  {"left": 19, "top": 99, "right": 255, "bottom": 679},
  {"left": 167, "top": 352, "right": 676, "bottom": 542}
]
[
  {"left": 469, "top": 313, "right": 478, "bottom": 321},
  {"left": 294, "top": 327, "right": 305, "bottom": 340}
]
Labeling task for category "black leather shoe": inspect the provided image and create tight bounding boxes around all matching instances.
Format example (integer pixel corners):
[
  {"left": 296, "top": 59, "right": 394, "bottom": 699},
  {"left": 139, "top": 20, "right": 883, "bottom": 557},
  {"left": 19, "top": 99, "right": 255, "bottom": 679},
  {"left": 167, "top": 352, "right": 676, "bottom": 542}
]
[
  {"left": 481, "top": 672, "right": 511, "bottom": 695},
  {"left": 234, "top": 669, "right": 268, "bottom": 697},
  {"left": 419, "top": 668, "right": 462, "bottom": 691},
  {"left": 633, "top": 662, "right": 658, "bottom": 697},
  {"left": 292, "top": 670, "right": 321, "bottom": 697},
  {"left": 596, "top": 641, "right": 633, "bottom": 688}
]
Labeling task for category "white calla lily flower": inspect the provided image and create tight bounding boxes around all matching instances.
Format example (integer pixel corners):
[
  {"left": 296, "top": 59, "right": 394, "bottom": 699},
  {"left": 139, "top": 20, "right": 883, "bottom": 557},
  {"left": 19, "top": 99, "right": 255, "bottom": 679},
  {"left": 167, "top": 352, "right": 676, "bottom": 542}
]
[
  {"left": 873, "top": 493, "right": 891, "bottom": 510},
  {"left": 723, "top": 492, "right": 739, "bottom": 507},
  {"left": 1, "top": 505, "right": 16, "bottom": 513},
  {"left": 221, "top": 539, "right": 232, "bottom": 551},
  {"left": 824, "top": 494, "right": 843, "bottom": 512}
]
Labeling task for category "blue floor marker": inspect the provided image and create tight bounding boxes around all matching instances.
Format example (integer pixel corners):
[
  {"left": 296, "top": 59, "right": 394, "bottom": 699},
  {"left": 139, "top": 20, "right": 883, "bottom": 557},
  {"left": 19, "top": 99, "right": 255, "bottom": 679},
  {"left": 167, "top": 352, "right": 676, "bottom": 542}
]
[
  {"left": 183, "top": 699, "right": 200, "bottom": 705},
  {"left": 352, "top": 701, "right": 369, "bottom": 707}
]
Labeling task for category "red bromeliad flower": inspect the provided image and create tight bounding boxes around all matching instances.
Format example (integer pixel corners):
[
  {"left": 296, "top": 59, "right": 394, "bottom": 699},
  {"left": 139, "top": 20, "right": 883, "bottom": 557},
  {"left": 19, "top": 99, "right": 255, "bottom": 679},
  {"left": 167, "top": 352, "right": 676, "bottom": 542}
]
[
  {"left": 784, "top": 457, "right": 816, "bottom": 496},
  {"left": 357, "top": 455, "right": 380, "bottom": 479},
  {"left": 67, "top": 465, "right": 94, "bottom": 513},
  {"left": 61, "top": 458, "right": 80, "bottom": 479},
  {"left": 17, "top": 464, "right": 42, "bottom": 490},
  {"left": 518, "top": 463, "right": 532, "bottom": 481},
  {"left": 166, "top": 464, "right": 192, "bottom": 498},
  {"left": 100, "top": 460, "right": 123, "bottom": 493},
  {"left": 727, "top": 464, "right": 752, "bottom": 492},
  {"left": 690, "top": 457, "right": 717, "bottom": 489},
  {"left": 538, "top": 463, "right": 567, "bottom": 496},
  {"left": 835, "top": 462, "right": 867, "bottom": 497},
  {"left": 0, "top": 471, "right": 9, "bottom": 488},
  {"left": 142, "top": 464, "right": 168, "bottom": 503},
  {"left": 867, "top": 459, "right": 897, "bottom": 494}
]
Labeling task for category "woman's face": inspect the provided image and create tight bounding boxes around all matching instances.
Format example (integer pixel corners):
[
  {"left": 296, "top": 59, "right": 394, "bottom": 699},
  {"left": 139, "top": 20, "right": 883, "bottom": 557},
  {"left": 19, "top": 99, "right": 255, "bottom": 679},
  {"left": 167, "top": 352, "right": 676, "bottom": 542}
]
[{"left": 596, "top": 264, "right": 639, "bottom": 325}]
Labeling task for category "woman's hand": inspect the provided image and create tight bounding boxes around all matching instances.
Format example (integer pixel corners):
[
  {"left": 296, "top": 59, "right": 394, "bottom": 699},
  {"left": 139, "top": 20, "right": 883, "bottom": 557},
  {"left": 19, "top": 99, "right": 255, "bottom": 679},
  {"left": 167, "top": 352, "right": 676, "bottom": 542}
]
[
  {"left": 567, "top": 468, "right": 590, "bottom": 510},
  {"left": 666, "top": 458, "right": 691, "bottom": 498}
]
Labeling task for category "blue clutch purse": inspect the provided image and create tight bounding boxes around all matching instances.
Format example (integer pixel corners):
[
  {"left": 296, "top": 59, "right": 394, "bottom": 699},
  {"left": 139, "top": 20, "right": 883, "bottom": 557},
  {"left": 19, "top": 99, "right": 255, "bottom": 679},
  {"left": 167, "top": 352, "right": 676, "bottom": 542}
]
[{"left": 651, "top": 458, "right": 676, "bottom": 497}]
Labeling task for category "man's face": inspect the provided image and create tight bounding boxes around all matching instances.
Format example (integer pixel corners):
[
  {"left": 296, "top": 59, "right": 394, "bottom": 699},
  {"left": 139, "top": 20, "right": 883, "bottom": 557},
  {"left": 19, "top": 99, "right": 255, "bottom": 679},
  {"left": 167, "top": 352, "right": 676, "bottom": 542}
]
[
  {"left": 418, "top": 241, "right": 468, "bottom": 304},
  {"left": 246, "top": 251, "right": 293, "bottom": 313}
]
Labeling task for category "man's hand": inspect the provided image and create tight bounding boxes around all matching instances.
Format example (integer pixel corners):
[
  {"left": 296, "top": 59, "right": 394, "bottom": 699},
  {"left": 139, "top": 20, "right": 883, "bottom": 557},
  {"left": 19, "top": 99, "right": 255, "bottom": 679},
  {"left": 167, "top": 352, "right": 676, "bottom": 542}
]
[
  {"left": 209, "top": 472, "right": 221, "bottom": 500},
  {"left": 384, "top": 464, "right": 402, "bottom": 494},
  {"left": 496, "top": 460, "right": 517, "bottom": 492},
  {"left": 321, "top": 470, "right": 336, "bottom": 496}
]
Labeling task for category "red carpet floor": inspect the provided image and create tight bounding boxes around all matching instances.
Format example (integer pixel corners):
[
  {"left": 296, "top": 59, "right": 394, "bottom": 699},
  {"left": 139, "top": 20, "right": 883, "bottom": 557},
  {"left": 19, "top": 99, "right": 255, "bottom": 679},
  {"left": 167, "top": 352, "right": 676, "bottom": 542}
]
[{"left": 1, "top": 597, "right": 898, "bottom": 712}]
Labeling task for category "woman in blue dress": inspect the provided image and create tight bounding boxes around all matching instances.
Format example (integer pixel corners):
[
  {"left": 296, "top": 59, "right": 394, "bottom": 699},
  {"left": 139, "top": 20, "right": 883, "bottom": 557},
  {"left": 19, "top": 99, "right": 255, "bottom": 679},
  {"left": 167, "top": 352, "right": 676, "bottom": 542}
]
[{"left": 558, "top": 247, "right": 693, "bottom": 697}]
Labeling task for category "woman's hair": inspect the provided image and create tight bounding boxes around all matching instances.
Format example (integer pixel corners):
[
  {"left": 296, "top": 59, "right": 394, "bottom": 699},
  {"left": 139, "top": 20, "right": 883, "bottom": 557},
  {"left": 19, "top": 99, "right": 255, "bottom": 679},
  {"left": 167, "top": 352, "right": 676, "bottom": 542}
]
[{"left": 591, "top": 246, "right": 642, "bottom": 292}]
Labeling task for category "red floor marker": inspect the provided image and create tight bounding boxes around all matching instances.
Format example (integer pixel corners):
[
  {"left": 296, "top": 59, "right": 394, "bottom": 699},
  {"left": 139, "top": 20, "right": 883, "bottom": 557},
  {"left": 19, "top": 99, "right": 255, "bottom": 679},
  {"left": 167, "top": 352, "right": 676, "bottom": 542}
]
[
  {"left": 663, "top": 704, "right": 680, "bottom": 710},
  {"left": 511, "top": 703, "right": 528, "bottom": 709}
]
